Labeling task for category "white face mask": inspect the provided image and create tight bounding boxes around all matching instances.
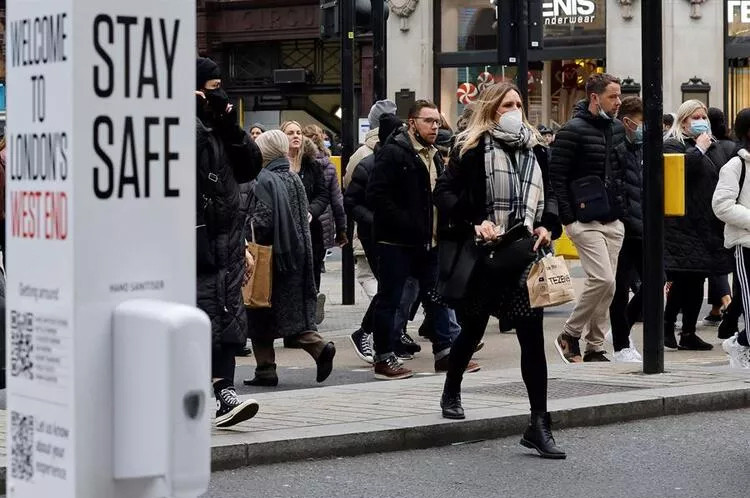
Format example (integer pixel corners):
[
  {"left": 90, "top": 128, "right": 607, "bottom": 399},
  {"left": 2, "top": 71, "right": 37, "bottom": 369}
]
[{"left": 497, "top": 109, "right": 524, "bottom": 135}]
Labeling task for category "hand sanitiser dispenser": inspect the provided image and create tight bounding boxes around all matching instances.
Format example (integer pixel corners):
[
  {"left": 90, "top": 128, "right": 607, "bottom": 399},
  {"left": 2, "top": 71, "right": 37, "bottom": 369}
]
[{"left": 113, "top": 300, "right": 211, "bottom": 498}]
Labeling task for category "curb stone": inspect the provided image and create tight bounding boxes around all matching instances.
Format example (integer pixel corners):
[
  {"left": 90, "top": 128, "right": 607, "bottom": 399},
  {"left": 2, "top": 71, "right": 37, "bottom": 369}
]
[{"left": 209, "top": 384, "right": 750, "bottom": 472}]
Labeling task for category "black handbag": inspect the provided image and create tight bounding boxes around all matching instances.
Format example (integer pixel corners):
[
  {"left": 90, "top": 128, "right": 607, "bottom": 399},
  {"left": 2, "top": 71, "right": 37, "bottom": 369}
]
[
  {"left": 570, "top": 125, "right": 613, "bottom": 222},
  {"left": 436, "top": 238, "right": 480, "bottom": 303},
  {"left": 477, "top": 222, "right": 537, "bottom": 279}
]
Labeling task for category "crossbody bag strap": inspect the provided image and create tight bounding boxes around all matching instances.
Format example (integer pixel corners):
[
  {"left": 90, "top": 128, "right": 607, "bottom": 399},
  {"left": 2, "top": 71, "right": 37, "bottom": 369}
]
[
  {"left": 603, "top": 124, "right": 612, "bottom": 185},
  {"left": 738, "top": 158, "right": 746, "bottom": 203}
]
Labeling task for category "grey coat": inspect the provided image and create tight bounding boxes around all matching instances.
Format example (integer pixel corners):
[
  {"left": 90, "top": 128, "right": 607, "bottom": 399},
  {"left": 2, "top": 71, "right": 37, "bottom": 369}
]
[{"left": 244, "top": 167, "right": 318, "bottom": 339}]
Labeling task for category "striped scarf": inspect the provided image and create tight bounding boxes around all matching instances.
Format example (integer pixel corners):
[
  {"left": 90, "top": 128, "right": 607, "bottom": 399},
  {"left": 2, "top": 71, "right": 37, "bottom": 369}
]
[{"left": 484, "top": 126, "right": 544, "bottom": 231}]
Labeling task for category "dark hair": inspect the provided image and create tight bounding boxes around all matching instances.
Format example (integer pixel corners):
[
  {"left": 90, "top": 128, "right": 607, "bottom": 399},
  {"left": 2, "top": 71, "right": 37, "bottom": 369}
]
[
  {"left": 585, "top": 73, "right": 621, "bottom": 97},
  {"left": 619, "top": 97, "right": 643, "bottom": 119},
  {"left": 708, "top": 107, "right": 728, "bottom": 141},
  {"left": 663, "top": 113, "right": 674, "bottom": 127},
  {"left": 734, "top": 108, "right": 750, "bottom": 146},
  {"left": 408, "top": 100, "right": 438, "bottom": 119}
]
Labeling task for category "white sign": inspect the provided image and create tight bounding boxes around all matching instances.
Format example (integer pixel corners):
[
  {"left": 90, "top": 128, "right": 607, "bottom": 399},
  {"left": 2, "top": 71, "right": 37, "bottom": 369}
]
[
  {"left": 6, "top": 1, "right": 196, "bottom": 497},
  {"left": 728, "top": 1, "right": 750, "bottom": 23},
  {"left": 542, "top": 0, "right": 597, "bottom": 25},
  {"left": 358, "top": 118, "right": 371, "bottom": 145}
]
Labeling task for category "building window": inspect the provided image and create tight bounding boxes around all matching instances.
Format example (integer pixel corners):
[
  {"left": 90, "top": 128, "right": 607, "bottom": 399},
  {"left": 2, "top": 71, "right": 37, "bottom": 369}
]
[{"left": 440, "top": 0, "right": 607, "bottom": 53}]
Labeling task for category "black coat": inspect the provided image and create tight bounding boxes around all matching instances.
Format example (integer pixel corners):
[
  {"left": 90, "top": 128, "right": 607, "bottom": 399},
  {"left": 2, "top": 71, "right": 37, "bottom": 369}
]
[
  {"left": 367, "top": 130, "right": 444, "bottom": 247},
  {"left": 549, "top": 101, "right": 628, "bottom": 225},
  {"left": 619, "top": 140, "right": 643, "bottom": 239},
  {"left": 434, "top": 141, "right": 562, "bottom": 244},
  {"left": 663, "top": 137, "right": 734, "bottom": 275},
  {"left": 344, "top": 148, "right": 377, "bottom": 244},
  {"left": 196, "top": 117, "right": 262, "bottom": 349},
  {"left": 298, "top": 154, "right": 331, "bottom": 253}
]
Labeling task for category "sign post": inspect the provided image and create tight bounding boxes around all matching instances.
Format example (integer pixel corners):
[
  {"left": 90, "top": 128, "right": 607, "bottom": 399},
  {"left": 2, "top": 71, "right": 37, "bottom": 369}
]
[{"left": 5, "top": 1, "right": 198, "bottom": 496}]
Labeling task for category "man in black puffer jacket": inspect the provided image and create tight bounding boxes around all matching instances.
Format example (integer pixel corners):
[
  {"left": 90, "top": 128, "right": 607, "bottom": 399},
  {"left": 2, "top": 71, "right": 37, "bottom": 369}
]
[
  {"left": 344, "top": 113, "right": 403, "bottom": 362},
  {"left": 367, "top": 101, "right": 457, "bottom": 380},
  {"left": 195, "top": 57, "right": 262, "bottom": 428},
  {"left": 608, "top": 96, "right": 645, "bottom": 363},
  {"left": 550, "top": 73, "right": 628, "bottom": 364}
]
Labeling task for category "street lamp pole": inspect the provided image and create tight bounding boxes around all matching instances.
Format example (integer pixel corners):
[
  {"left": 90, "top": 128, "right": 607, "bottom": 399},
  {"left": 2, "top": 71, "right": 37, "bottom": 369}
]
[
  {"left": 641, "top": 0, "right": 665, "bottom": 374},
  {"left": 516, "top": 1, "right": 529, "bottom": 110},
  {"left": 341, "top": 0, "right": 356, "bottom": 305}
]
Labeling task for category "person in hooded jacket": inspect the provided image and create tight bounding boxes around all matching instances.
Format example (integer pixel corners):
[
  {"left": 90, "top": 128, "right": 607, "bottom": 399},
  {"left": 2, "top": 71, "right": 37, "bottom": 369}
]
[
  {"left": 662, "top": 99, "right": 735, "bottom": 351},
  {"left": 195, "top": 57, "right": 262, "bottom": 428},
  {"left": 713, "top": 107, "right": 750, "bottom": 368},
  {"left": 549, "top": 73, "right": 628, "bottom": 364},
  {"left": 242, "top": 131, "right": 336, "bottom": 387},
  {"left": 344, "top": 113, "right": 404, "bottom": 363},
  {"left": 606, "top": 96, "right": 645, "bottom": 363}
]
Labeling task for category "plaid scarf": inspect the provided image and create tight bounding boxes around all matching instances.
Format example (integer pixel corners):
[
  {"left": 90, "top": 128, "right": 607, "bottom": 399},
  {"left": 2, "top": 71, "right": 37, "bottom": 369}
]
[{"left": 484, "top": 126, "right": 544, "bottom": 230}]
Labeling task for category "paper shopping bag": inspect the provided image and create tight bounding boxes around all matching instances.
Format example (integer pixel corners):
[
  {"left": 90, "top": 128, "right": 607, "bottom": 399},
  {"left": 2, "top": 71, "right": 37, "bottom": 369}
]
[
  {"left": 242, "top": 223, "right": 273, "bottom": 309},
  {"left": 527, "top": 254, "right": 575, "bottom": 309}
]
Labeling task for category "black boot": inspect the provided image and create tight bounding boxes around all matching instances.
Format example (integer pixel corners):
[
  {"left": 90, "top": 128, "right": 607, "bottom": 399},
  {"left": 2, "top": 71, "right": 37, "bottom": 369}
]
[
  {"left": 316, "top": 342, "right": 336, "bottom": 383},
  {"left": 718, "top": 318, "right": 739, "bottom": 340},
  {"left": 520, "top": 412, "right": 566, "bottom": 459},
  {"left": 243, "top": 364, "right": 279, "bottom": 387},
  {"left": 679, "top": 332, "right": 714, "bottom": 351},
  {"left": 440, "top": 390, "right": 465, "bottom": 420}
]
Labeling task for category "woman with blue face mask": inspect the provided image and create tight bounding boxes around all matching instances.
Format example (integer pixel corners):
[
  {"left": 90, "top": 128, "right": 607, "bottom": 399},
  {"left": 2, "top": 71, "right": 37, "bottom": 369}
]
[{"left": 662, "top": 100, "right": 736, "bottom": 352}]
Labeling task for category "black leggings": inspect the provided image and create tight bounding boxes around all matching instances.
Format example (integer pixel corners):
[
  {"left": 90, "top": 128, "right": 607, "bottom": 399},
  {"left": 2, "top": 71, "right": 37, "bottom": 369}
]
[
  {"left": 447, "top": 311, "right": 547, "bottom": 413},
  {"left": 212, "top": 344, "right": 237, "bottom": 382}
]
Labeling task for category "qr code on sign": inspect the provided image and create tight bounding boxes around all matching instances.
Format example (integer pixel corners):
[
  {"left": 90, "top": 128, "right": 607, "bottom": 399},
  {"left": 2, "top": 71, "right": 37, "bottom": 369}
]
[
  {"left": 10, "top": 411, "right": 34, "bottom": 481},
  {"left": 10, "top": 311, "right": 34, "bottom": 380}
]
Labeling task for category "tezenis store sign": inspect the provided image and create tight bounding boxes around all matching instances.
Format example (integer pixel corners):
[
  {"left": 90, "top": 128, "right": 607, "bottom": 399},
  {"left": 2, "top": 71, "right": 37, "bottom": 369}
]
[{"left": 542, "top": 0, "right": 597, "bottom": 25}]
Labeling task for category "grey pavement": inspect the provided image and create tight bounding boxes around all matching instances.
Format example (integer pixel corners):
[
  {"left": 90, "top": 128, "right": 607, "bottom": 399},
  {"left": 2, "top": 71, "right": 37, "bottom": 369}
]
[{"left": 206, "top": 408, "right": 750, "bottom": 498}]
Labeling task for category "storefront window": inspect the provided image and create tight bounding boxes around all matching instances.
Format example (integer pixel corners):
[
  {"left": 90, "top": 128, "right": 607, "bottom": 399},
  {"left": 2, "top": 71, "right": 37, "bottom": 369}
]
[
  {"left": 727, "top": 2, "right": 750, "bottom": 121},
  {"left": 728, "top": 0, "right": 750, "bottom": 42},
  {"left": 439, "top": 59, "right": 602, "bottom": 129},
  {"left": 441, "top": 0, "right": 606, "bottom": 53}
]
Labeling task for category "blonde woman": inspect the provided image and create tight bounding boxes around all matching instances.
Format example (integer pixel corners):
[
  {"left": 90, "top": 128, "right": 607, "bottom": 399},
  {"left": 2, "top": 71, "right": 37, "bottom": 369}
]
[
  {"left": 663, "top": 100, "right": 735, "bottom": 351},
  {"left": 434, "top": 83, "right": 564, "bottom": 459},
  {"left": 281, "top": 121, "right": 330, "bottom": 322}
]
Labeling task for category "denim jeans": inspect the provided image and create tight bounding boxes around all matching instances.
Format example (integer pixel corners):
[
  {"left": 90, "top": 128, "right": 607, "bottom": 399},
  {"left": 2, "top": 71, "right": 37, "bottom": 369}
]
[{"left": 372, "top": 244, "right": 452, "bottom": 359}]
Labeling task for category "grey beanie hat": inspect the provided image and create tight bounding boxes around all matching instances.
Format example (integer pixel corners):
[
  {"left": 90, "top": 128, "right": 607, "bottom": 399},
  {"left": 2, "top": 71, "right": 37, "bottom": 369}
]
[{"left": 368, "top": 99, "right": 398, "bottom": 129}]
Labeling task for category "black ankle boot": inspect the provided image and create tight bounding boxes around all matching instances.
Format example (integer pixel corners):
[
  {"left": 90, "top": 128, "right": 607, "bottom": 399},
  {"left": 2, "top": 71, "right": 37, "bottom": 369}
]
[
  {"left": 664, "top": 324, "right": 678, "bottom": 350},
  {"left": 243, "top": 364, "right": 279, "bottom": 387},
  {"left": 520, "top": 412, "right": 566, "bottom": 459},
  {"left": 440, "top": 390, "right": 465, "bottom": 420},
  {"left": 679, "top": 332, "right": 714, "bottom": 351}
]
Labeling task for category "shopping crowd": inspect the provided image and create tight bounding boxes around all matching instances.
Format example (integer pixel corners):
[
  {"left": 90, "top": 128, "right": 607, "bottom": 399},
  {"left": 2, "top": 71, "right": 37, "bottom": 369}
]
[{"left": 194, "top": 57, "right": 750, "bottom": 459}]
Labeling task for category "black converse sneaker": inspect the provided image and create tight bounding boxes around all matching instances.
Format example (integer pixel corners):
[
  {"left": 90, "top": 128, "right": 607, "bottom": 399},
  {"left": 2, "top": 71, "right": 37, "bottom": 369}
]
[{"left": 215, "top": 385, "right": 259, "bottom": 428}]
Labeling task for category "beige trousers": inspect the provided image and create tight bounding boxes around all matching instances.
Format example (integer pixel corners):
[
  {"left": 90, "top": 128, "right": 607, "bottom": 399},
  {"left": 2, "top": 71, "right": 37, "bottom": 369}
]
[{"left": 563, "top": 220, "right": 625, "bottom": 353}]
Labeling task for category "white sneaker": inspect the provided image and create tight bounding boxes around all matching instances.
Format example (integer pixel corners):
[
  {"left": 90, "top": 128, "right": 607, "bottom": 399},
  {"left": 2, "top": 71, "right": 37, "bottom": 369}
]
[
  {"left": 723, "top": 334, "right": 750, "bottom": 368},
  {"left": 613, "top": 348, "right": 643, "bottom": 363},
  {"left": 605, "top": 328, "right": 638, "bottom": 351}
]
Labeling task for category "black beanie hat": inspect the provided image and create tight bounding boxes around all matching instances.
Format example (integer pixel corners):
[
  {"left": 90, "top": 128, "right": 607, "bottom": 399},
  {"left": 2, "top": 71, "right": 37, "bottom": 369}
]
[
  {"left": 196, "top": 57, "right": 222, "bottom": 90},
  {"left": 378, "top": 113, "right": 402, "bottom": 144}
]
